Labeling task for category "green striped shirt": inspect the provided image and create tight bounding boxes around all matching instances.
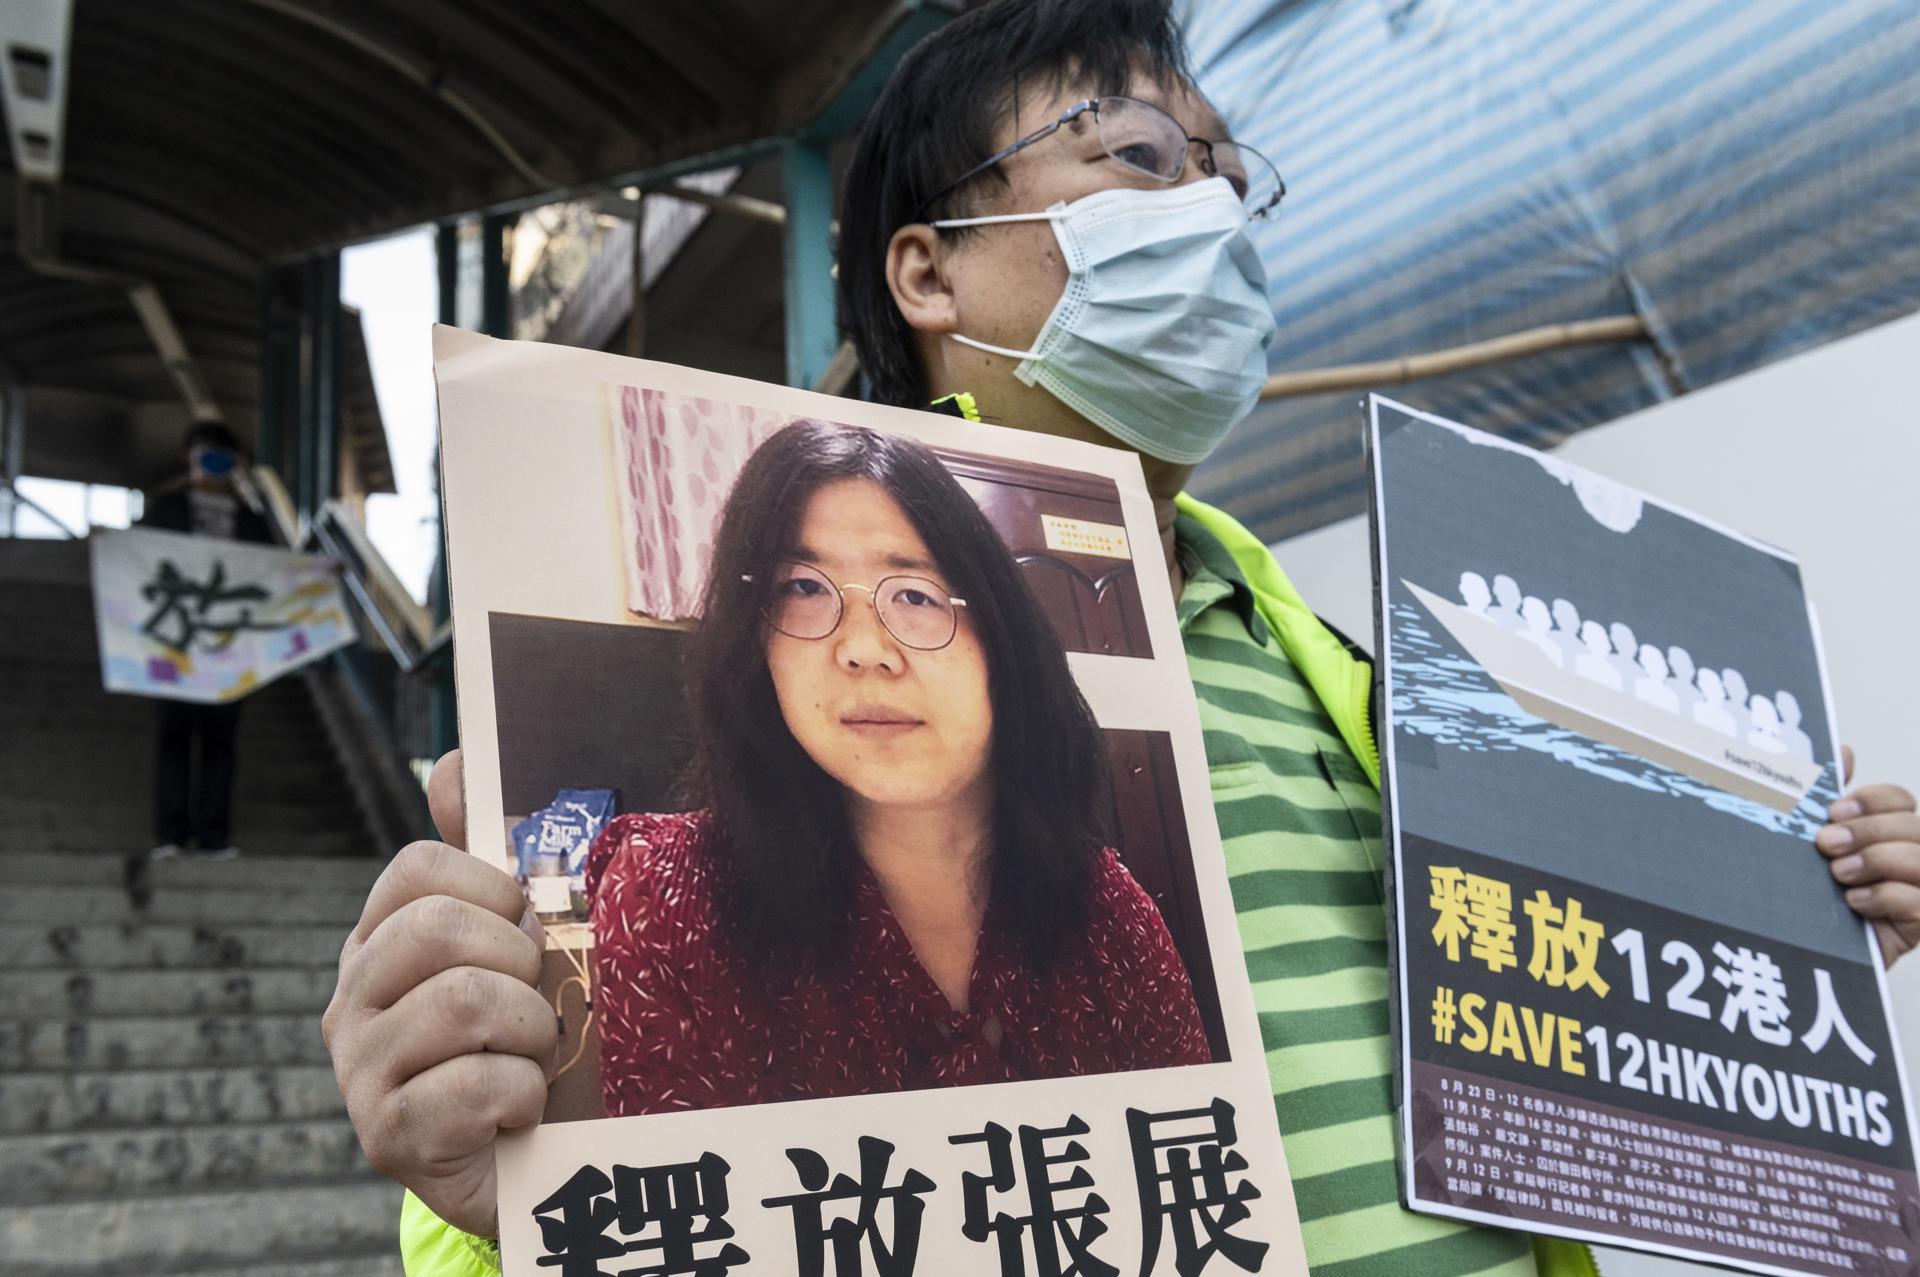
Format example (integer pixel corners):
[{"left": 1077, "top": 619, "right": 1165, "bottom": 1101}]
[{"left": 1176, "top": 515, "right": 1536, "bottom": 1277}]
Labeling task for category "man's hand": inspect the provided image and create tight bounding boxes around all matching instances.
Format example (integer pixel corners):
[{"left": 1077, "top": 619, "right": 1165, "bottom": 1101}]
[
  {"left": 323, "top": 749, "right": 557, "bottom": 1237},
  {"left": 1817, "top": 746, "right": 1920, "bottom": 965}
]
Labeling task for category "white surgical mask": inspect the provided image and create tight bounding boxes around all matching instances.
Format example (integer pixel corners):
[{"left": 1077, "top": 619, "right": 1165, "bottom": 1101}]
[{"left": 933, "top": 176, "right": 1277, "bottom": 465}]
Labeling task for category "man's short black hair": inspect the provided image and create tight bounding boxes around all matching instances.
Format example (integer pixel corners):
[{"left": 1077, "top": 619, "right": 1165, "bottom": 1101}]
[
  {"left": 185, "top": 421, "right": 240, "bottom": 455},
  {"left": 838, "top": 0, "right": 1195, "bottom": 408}
]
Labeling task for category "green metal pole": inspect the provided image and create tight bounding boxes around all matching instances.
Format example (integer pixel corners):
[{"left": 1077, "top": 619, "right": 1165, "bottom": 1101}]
[
  {"left": 256, "top": 277, "right": 278, "bottom": 489},
  {"left": 480, "top": 212, "right": 513, "bottom": 338},
  {"left": 259, "top": 266, "right": 304, "bottom": 497},
  {"left": 780, "top": 139, "right": 836, "bottom": 390},
  {"left": 436, "top": 221, "right": 459, "bottom": 327},
  {"left": 307, "top": 250, "right": 342, "bottom": 512},
  {"left": 427, "top": 222, "right": 461, "bottom": 763},
  {"left": 293, "top": 266, "right": 316, "bottom": 520}
]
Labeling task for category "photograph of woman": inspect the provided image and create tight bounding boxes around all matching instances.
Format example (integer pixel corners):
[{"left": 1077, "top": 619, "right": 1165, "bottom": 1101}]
[{"left": 587, "top": 420, "right": 1211, "bottom": 1117}]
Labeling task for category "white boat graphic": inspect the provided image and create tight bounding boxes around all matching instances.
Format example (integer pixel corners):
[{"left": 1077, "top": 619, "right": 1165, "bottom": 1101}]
[{"left": 1402, "top": 580, "right": 1822, "bottom": 814}]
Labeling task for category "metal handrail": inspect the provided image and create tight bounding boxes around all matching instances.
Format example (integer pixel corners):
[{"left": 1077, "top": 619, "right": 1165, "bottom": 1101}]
[
  {"left": 1, "top": 475, "right": 83, "bottom": 539},
  {"left": 249, "top": 465, "right": 450, "bottom": 675},
  {"left": 244, "top": 465, "right": 303, "bottom": 550},
  {"left": 311, "top": 504, "right": 450, "bottom": 674},
  {"left": 315, "top": 498, "right": 433, "bottom": 646}
]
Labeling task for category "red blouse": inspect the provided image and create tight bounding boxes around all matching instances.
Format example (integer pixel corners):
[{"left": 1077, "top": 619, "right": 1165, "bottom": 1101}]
[{"left": 587, "top": 810, "right": 1211, "bottom": 1117}]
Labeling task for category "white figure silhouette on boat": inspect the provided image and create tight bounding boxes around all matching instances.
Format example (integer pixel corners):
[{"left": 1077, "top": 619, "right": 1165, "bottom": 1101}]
[{"left": 1411, "top": 573, "right": 1823, "bottom": 812}]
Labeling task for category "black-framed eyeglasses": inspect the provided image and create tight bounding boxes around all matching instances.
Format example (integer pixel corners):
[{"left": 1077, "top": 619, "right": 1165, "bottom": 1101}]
[
  {"left": 745, "top": 561, "right": 969, "bottom": 652},
  {"left": 914, "top": 95, "right": 1285, "bottom": 224}
]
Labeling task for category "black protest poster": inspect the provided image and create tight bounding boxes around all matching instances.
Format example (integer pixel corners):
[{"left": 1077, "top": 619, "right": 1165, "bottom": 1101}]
[{"left": 1369, "top": 396, "right": 1920, "bottom": 1274}]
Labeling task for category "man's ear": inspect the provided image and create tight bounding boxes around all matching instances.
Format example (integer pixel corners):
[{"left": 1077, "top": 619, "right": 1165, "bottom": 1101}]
[{"left": 886, "top": 224, "right": 958, "bottom": 337}]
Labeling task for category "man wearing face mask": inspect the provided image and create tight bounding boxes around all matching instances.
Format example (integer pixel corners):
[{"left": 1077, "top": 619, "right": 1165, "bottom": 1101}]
[
  {"left": 840, "top": 8, "right": 1579, "bottom": 1274},
  {"left": 138, "top": 422, "right": 275, "bottom": 861},
  {"left": 330, "top": 2, "right": 1920, "bottom": 1273}
]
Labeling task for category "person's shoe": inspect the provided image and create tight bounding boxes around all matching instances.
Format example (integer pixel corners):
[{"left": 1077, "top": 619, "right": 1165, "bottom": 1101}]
[
  {"left": 193, "top": 845, "right": 241, "bottom": 861},
  {"left": 149, "top": 843, "right": 185, "bottom": 860}
]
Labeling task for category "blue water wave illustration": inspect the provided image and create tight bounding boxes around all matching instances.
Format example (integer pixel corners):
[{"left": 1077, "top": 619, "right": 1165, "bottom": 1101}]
[{"left": 1389, "top": 602, "right": 1837, "bottom": 841}]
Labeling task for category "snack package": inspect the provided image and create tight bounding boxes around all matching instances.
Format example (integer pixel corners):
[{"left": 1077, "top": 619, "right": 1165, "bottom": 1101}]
[{"left": 510, "top": 787, "right": 617, "bottom": 918}]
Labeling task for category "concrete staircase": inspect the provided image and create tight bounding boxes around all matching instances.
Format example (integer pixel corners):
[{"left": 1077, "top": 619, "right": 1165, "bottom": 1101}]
[{"left": 0, "top": 539, "right": 404, "bottom": 1277}]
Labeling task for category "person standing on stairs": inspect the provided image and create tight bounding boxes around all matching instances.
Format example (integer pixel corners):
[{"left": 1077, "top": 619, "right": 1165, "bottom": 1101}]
[{"left": 138, "top": 422, "right": 275, "bottom": 862}]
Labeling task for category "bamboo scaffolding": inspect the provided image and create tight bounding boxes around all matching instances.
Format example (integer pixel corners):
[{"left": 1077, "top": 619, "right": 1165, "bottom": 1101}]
[{"left": 1259, "top": 315, "right": 1650, "bottom": 400}]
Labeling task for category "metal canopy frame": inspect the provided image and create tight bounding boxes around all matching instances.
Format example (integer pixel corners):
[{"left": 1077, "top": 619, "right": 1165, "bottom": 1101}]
[{"left": 0, "top": 0, "right": 957, "bottom": 499}]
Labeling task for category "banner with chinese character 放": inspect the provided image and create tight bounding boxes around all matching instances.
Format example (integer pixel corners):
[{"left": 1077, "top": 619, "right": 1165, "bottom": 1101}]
[
  {"left": 434, "top": 326, "right": 1309, "bottom": 1277},
  {"left": 90, "top": 525, "right": 354, "bottom": 703},
  {"left": 1369, "top": 396, "right": 1920, "bottom": 1274}
]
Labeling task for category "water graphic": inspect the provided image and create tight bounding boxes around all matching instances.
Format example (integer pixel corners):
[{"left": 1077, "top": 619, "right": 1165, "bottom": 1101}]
[{"left": 1389, "top": 601, "right": 1837, "bottom": 841}]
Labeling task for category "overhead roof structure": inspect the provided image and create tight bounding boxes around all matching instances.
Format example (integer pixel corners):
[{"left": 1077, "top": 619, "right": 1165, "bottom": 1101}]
[{"left": 0, "top": 0, "right": 941, "bottom": 494}]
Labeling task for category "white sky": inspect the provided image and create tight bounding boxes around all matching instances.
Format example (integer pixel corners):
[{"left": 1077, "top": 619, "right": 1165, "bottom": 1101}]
[
  {"left": 9, "top": 478, "right": 133, "bottom": 536},
  {"left": 342, "top": 226, "right": 440, "bottom": 603}
]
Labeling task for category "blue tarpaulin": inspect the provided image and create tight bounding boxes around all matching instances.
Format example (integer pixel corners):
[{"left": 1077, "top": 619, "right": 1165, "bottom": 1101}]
[{"left": 1181, "top": 0, "right": 1920, "bottom": 543}]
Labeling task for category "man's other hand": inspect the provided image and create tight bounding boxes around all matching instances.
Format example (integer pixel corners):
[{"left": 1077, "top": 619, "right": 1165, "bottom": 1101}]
[
  {"left": 322, "top": 749, "right": 557, "bottom": 1237},
  {"left": 1818, "top": 746, "right": 1920, "bottom": 965}
]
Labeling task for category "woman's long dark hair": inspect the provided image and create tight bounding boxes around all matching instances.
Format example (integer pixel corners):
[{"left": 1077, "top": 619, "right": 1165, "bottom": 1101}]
[{"left": 681, "top": 421, "right": 1108, "bottom": 965}]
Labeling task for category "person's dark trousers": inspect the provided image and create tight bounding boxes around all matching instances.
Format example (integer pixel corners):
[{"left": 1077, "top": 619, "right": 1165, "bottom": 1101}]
[{"left": 153, "top": 699, "right": 245, "bottom": 848}]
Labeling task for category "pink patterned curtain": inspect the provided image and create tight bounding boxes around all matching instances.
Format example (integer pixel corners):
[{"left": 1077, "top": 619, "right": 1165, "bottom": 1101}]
[{"left": 612, "top": 386, "right": 779, "bottom": 621}]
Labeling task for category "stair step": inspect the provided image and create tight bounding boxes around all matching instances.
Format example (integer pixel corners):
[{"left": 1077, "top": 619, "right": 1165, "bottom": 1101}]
[
  {"left": 0, "top": 594, "right": 95, "bottom": 607},
  {"left": 0, "top": 710, "right": 331, "bottom": 741},
  {"left": 0, "top": 755, "right": 349, "bottom": 783},
  {"left": 0, "top": 772, "right": 360, "bottom": 806},
  {"left": 0, "top": 543, "right": 89, "bottom": 586},
  {"left": 0, "top": 922, "right": 350, "bottom": 970},
  {"left": 0, "top": 657, "right": 305, "bottom": 678},
  {"left": 0, "top": 748, "right": 351, "bottom": 775},
  {"left": 0, "top": 651, "right": 320, "bottom": 676},
  {"left": 2, "top": 967, "right": 339, "bottom": 1017},
  {"left": 0, "top": 743, "right": 330, "bottom": 760},
  {"left": 0, "top": 605, "right": 98, "bottom": 620},
  {"left": 2, "top": 702, "right": 330, "bottom": 723},
  {"left": 0, "top": 1063, "right": 349, "bottom": 1133},
  {"left": 0, "top": 723, "right": 332, "bottom": 750},
  {"left": 0, "top": 885, "right": 372, "bottom": 926},
  {"left": 0, "top": 731, "right": 334, "bottom": 758},
  {"left": 0, "top": 1116, "right": 368, "bottom": 1203},
  {"left": 0, "top": 1177, "right": 402, "bottom": 1272},
  {"left": 0, "top": 827, "right": 368, "bottom": 856},
  {"left": 0, "top": 690, "right": 325, "bottom": 719},
  {"left": 0, "top": 617, "right": 93, "bottom": 632},
  {"left": 0, "top": 627, "right": 100, "bottom": 644},
  {"left": 0, "top": 852, "right": 384, "bottom": 891},
  {"left": 0, "top": 610, "right": 100, "bottom": 626},
  {"left": 0, "top": 772, "right": 348, "bottom": 798},
  {"left": 0, "top": 833, "right": 366, "bottom": 860},
  {"left": 0, "top": 696, "right": 326, "bottom": 723},
  {"left": 0, "top": 689, "right": 322, "bottom": 715},
  {"left": 0, "top": 798, "right": 363, "bottom": 831},
  {"left": 0, "top": 648, "right": 103, "bottom": 663},
  {"left": 0, "top": 683, "right": 324, "bottom": 708},
  {"left": 0, "top": 798, "right": 345, "bottom": 818},
  {"left": 0, "top": 684, "right": 322, "bottom": 707},
  {"left": 0, "top": 1012, "right": 328, "bottom": 1070}
]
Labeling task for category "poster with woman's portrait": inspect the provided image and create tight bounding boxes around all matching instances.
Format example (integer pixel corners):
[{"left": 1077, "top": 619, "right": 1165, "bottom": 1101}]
[{"left": 433, "top": 326, "right": 1307, "bottom": 1277}]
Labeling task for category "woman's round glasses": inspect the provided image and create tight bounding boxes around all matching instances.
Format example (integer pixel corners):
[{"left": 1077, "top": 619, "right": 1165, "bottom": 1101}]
[
  {"left": 916, "top": 95, "right": 1285, "bottom": 223},
  {"left": 748, "top": 561, "right": 969, "bottom": 652}
]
